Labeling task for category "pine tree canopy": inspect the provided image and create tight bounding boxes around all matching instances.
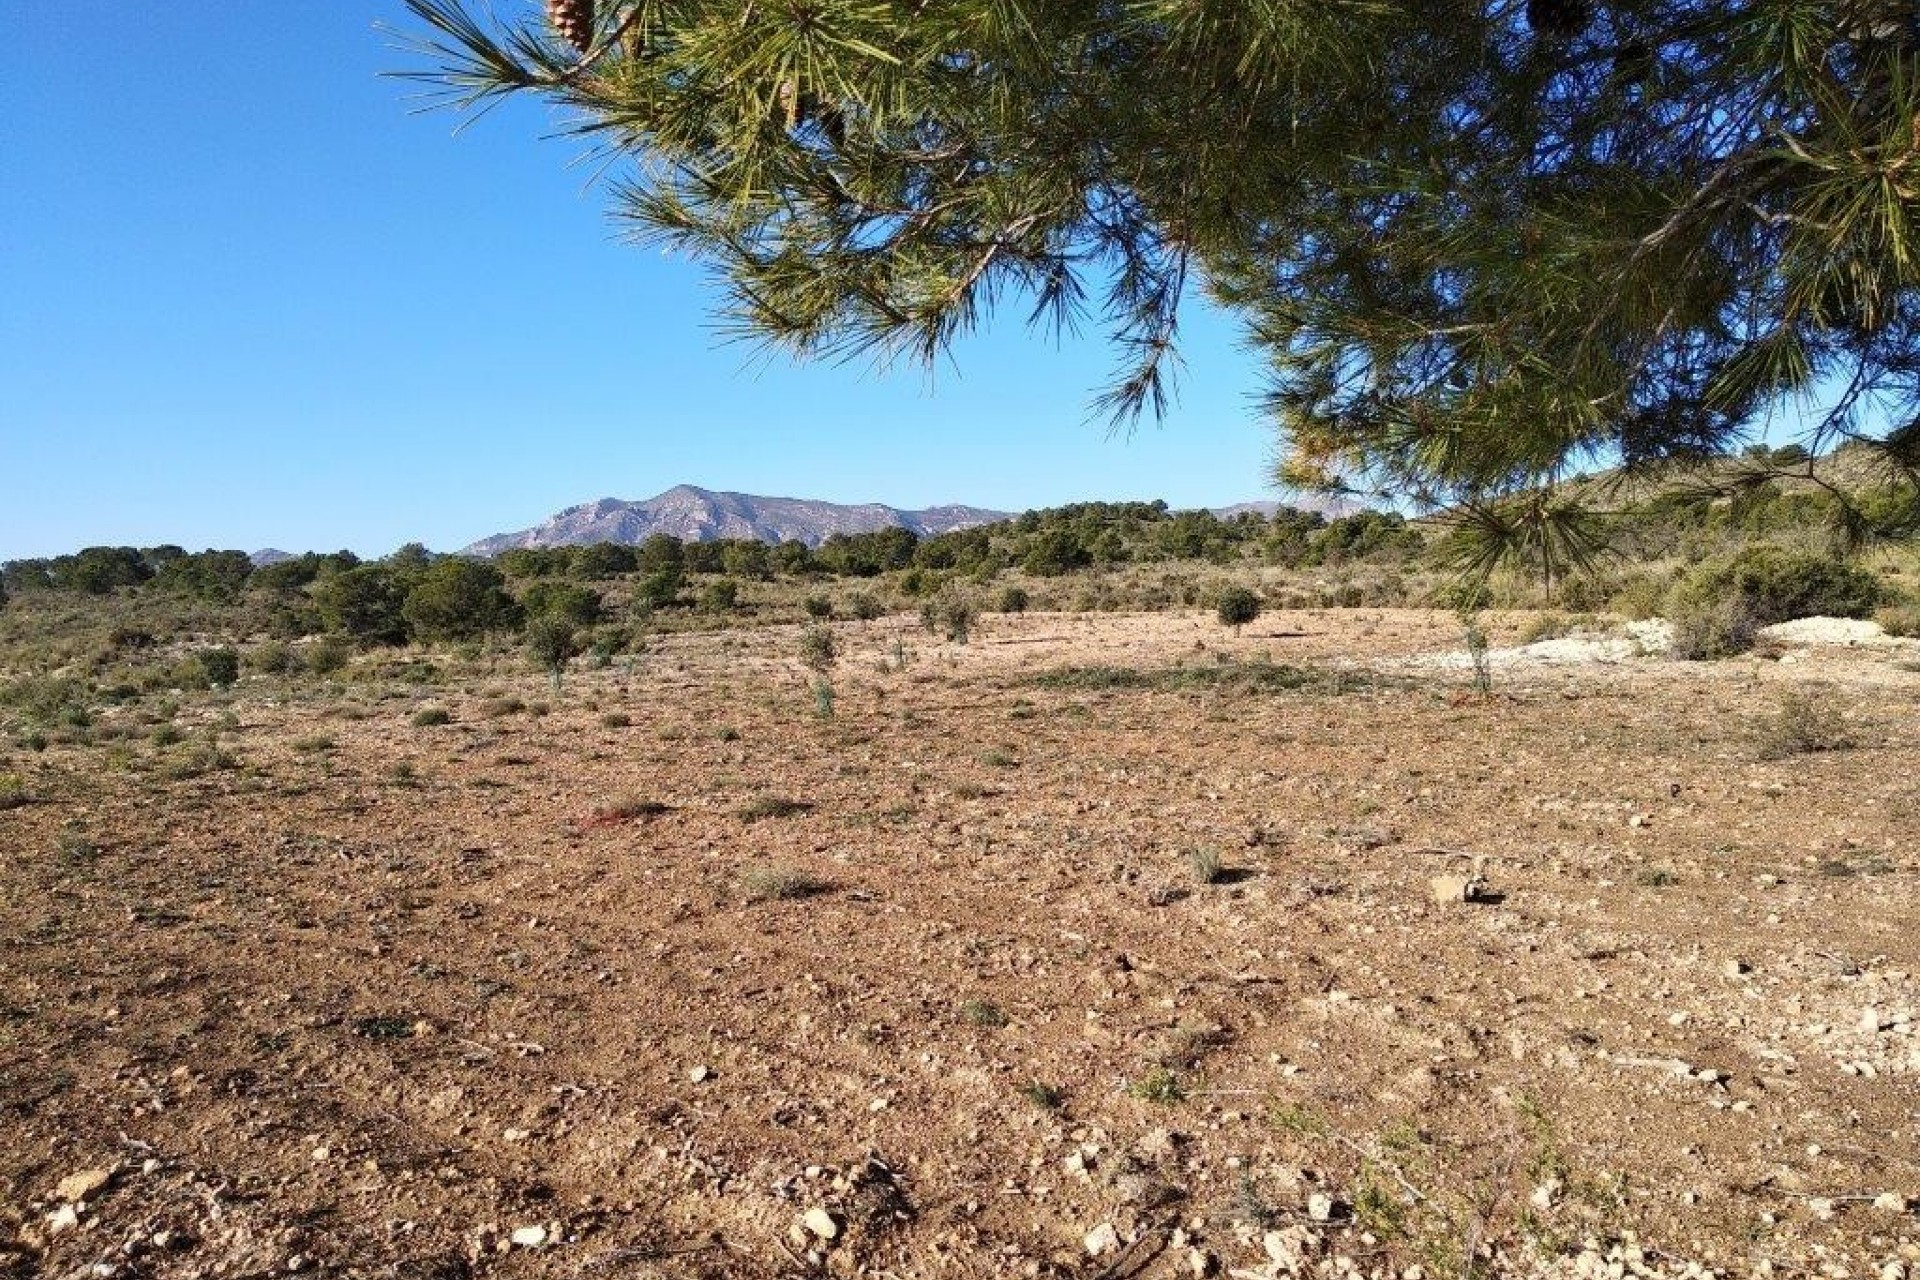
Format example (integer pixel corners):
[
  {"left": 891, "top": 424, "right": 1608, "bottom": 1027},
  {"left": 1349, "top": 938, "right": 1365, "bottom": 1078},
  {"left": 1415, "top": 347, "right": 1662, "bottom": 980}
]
[{"left": 398, "top": 0, "right": 1920, "bottom": 506}]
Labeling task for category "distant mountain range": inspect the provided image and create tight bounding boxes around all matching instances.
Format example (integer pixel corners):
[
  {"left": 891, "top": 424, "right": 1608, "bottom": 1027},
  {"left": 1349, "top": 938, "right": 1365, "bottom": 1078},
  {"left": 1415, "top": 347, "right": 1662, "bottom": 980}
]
[
  {"left": 461, "top": 486, "right": 1010, "bottom": 555},
  {"left": 460, "top": 485, "right": 1369, "bottom": 556}
]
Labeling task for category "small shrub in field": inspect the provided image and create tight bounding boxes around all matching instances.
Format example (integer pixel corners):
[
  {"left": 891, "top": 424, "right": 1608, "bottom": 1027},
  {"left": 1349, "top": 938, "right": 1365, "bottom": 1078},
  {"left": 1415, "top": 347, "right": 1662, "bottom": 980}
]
[
  {"left": 846, "top": 591, "right": 886, "bottom": 621},
  {"left": 1518, "top": 612, "right": 1572, "bottom": 644},
  {"left": 249, "top": 641, "right": 296, "bottom": 674},
  {"left": 741, "top": 865, "right": 828, "bottom": 901},
  {"left": 811, "top": 676, "right": 835, "bottom": 718},
  {"left": 803, "top": 595, "right": 835, "bottom": 620},
  {"left": 979, "top": 747, "right": 1017, "bottom": 767},
  {"left": 149, "top": 723, "right": 185, "bottom": 747},
  {"left": 600, "top": 711, "right": 632, "bottom": 728},
  {"left": 1216, "top": 586, "right": 1261, "bottom": 631},
  {"left": 960, "top": 1000, "right": 1009, "bottom": 1027},
  {"left": 799, "top": 624, "right": 836, "bottom": 672},
  {"left": 1756, "top": 687, "right": 1853, "bottom": 759},
  {"left": 699, "top": 578, "right": 741, "bottom": 614},
  {"left": 306, "top": 636, "right": 351, "bottom": 674},
  {"left": 412, "top": 707, "right": 452, "bottom": 727},
  {"left": 1130, "top": 1067, "right": 1186, "bottom": 1105},
  {"left": 292, "top": 734, "right": 336, "bottom": 754},
  {"left": 0, "top": 774, "right": 27, "bottom": 810},
  {"left": 997, "top": 585, "right": 1030, "bottom": 614},
  {"left": 196, "top": 647, "right": 241, "bottom": 688},
  {"left": 920, "top": 585, "right": 979, "bottom": 643},
  {"left": 589, "top": 796, "right": 670, "bottom": 825},
  {"left": 737, "top": 795, "right": 812, "bottom": 822},
  {"left": 1666, "top": 593, "right": 1758, "bottom": 661},
  {"left": 1876, "top": 601, "right": 1920, "bottom": 637},
  {"left": 1189, "top": 845, "right": 1225, "bottom": 884},
  {"left": 478, "top": 696, "right": 524, "bottom": 719},
  {"left": 1021, "top": 1081, "right": 1064, "bottom": 1110}
]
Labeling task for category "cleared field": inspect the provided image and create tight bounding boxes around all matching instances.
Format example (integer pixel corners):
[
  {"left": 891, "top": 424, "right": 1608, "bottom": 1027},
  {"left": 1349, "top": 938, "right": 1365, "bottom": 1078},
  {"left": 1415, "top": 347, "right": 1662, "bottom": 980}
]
[{"left": 4, "top": 609, "right": 1919, "bottom": 1279}]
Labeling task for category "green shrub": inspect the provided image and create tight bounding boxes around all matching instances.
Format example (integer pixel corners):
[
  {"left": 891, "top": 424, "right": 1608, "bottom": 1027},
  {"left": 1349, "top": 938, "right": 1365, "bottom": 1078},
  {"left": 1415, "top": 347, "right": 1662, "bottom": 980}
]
[
  {"left": 802, "top": 595, "right": 835, "bottom": 619},
  {"left": 411, "top": 707, "right": 452, "bottom": 727},
  {"left": 1665, "top": 545, "right": 1881, "bottom": 658},
  {"left": 305, "top": 636, "right": 352, "bottom": 674},
  {"left": 1876, "top": 601, "right": 1920, "bottom": 638},
  {"left": 845, "top": 591, "right": 886, "bottom": 621},
  {"left": 699, "top": 578, "right": 741, "bottom": 614},
  {"left": 799, "top": 624, "right": 836, "bottom": 672},
  {"left": 1666, "top": 592, "right": 1758, "bottom": 661},
  {"left": 997, "top": 585, "right": 1030, "bottom": 614},
  {"left": 248, "top": 641, "right": 296, "bottom": 674},
  {"left": 920, "top": 584, "right": 979, "bottom": 643},
  {"left": 1215, "top": 586, "right": 1261, "bottom": 630},
  {"left": 1755, "top": 687, "right": 1853, "bottom": 760},
  {"left": 197, "top": 647, "right": 241, "bottom": 688}
]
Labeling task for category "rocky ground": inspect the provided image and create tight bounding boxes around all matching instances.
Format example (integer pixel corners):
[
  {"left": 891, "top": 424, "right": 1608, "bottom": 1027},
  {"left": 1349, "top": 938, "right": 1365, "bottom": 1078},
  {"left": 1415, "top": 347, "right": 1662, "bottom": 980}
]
[{"left": 3, "top": 609, "right": 1918, "bottom": 1280}]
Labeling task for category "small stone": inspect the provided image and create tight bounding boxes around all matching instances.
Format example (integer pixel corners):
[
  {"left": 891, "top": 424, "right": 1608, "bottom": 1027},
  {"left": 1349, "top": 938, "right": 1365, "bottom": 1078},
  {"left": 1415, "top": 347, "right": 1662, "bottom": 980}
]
[
  {"left": 1530, "top": 1179, "right": 1561, "bottom": 1210},
  {"left": 56, "top": 1168, "right": 113, "bottom": 1203},
  {"left": 1084, "top": 1222, "right": 1120, "bottom": 1256},
  {"left": 1880, "top": 1263, "right": 1907, "bottom": 1280},
  {"left": 502, "top": 1128, "right": 530, "bottom": 1142},
  {"left": 688, "top": 1065, "right": 711, "bottom": 1084},
  {"left": 311, "top": 1146, "right": 331, "bottom": 1162},
  {"left": 803, "top": 1208, "right": 840, "bottom": 1241},
  {"left": 286, "top": 1254, "right": 311, "bottom": 1272},
  {"left": 1187, "top": 1246, "right": 1214, "bottom": 1277},
  {"left": 1862, "top": 1009, "right": 1887, "bottom": 1035},
  {"left": 509, "top": 1225, "right": 548, "bottom": 1248},
  {"left": 46, "top": 1204, "right": 80, "bottom": 1235},
  {"left": 1874, "top": 1192, "right": 1908, "bottom": 1212},
  {"left": 1430, "top": 874, "right": 1473, "bottom": 904},
  {"left": 1725, "top": 959, "right": 1750, "bottom": 977},
  {"left": 1809, "top": 1198, "right": 1836, "bottom": 1221},
  {"left": 1307, "top": 1192, "right": 1336, "bottom": 1222}
]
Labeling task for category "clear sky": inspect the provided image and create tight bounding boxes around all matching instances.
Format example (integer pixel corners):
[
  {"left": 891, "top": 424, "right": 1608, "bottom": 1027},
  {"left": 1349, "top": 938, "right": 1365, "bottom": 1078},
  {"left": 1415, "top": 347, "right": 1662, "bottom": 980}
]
[{"left": 1, "top": 3, "right": 1283, "bottom": 562}]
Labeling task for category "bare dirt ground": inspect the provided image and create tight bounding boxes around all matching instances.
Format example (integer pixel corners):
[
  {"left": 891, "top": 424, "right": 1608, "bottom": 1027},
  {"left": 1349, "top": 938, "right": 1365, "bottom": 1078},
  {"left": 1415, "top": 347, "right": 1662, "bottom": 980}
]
[{"left": 5, "top": 609, "right": 1920, "bottom": 1280}]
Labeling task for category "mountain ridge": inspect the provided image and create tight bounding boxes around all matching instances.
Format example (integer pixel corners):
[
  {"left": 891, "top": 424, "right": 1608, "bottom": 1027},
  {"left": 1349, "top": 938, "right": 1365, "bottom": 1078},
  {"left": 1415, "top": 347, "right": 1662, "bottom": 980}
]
[
  {"left": 461, "top": 486, "right": 1011, "bottom": 555},
  {"left": 460, "top": 485, "right": 1370, "bottom": 556}
]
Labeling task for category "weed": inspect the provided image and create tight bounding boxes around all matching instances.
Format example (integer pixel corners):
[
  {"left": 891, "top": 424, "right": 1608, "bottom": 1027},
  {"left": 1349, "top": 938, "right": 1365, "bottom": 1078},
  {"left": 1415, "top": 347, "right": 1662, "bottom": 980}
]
[
  {"left": 741, "top": 865, "right": 828, "bottom": 901},
  {"left": 590, "top": 796, "right": 671, "bottom": 824},
  {"left": 149, "top": 724, "right": 185, "bottom": 747},
  {"left": 600, "top": 711, "right": 631, "bottom": 728},
  {"left": 737, "top": 795, "right": 812, "bottom": 822},
  {"left": 1129, "top": 1066, "right": 1186, "bottom": 1105},
  {"left": 1271, "top": 1102, "right": 1329, "bottom": 1136},
  {"left": 386, "top": 761, "right": 419, "bottom": 787},
  {"left": 353, "top": 1016, "right": 417, "bottom": 1041},
  {"left": 1020, "top": 1081, "right": 1064, "bottom": 1110},
  {"left": 1637, "top": 868, "right": 1678, "bottom": 888},
  {"left": 811, "top": 677, "right": 835, "bottom": 718},
  {"left": 411, "top": 707, "right": 451, "bottom": 727},
  {"left": 979, "top": 748, "right": 1017, "bottom": 767},
  {"left": 292, "top": 735, "right": 336, "bottom": 754},
  {"left": 1755, "top": 686, "right": 1853, "bottom": 759},
  {"left": 478, "top": 696, "right": 524, "bottom": 718},
  {"left": 1189, "top": 845, "right": 1225, "bottom": 884},
  {"left": 54, "top": 830, "right": 100, "bottom": 864},
  {"left": 960, "top": 1000, "right": 1008, "bottom": 1027}
]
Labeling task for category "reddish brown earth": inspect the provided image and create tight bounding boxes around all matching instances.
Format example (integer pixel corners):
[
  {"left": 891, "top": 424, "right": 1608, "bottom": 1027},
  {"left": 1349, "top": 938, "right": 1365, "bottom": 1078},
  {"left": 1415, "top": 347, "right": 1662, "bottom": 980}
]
[{"left": 4, "top": 609, "right": 1919, "bottom": 1280}]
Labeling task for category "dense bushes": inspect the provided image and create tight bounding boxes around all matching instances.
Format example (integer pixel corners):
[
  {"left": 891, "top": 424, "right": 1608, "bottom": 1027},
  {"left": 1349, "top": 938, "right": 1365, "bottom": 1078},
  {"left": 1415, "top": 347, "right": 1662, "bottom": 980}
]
[{"left": 1666, "top": 544, "right": 1882, "bottom": 658}]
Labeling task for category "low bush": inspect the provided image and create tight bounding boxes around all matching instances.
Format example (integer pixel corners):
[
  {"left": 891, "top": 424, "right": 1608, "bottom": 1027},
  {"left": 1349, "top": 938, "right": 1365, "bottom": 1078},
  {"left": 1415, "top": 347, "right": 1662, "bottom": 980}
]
[{"left": 1666, "top": 544, "right": 1881, "bottom": 658}]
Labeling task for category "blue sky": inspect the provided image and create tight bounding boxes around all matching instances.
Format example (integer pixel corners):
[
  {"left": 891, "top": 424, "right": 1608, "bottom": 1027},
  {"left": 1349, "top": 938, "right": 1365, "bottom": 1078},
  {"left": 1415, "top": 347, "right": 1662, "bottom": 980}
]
[{"left": 1, "top": 3, "right": 1280, "bottom": 561}]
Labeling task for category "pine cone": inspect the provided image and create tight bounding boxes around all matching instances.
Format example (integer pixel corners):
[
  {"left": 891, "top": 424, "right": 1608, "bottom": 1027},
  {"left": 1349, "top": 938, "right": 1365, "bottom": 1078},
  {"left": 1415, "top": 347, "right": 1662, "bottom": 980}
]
[{"left": 545, "top": 0, "right": 595, "bottom": 54}]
